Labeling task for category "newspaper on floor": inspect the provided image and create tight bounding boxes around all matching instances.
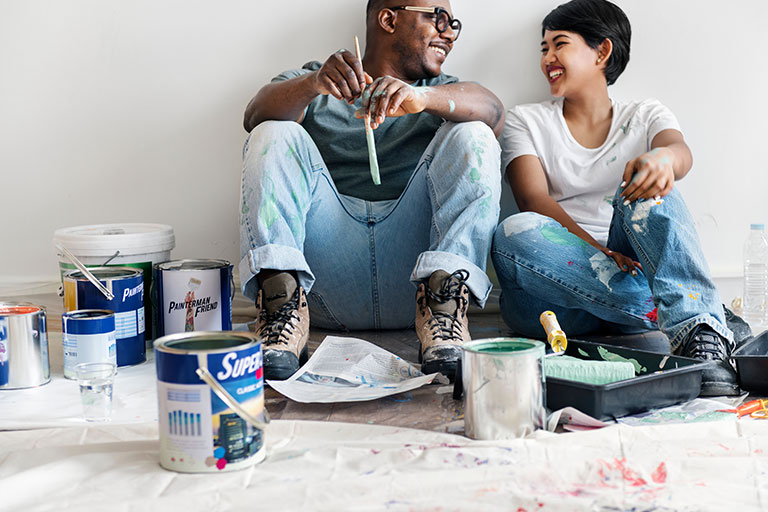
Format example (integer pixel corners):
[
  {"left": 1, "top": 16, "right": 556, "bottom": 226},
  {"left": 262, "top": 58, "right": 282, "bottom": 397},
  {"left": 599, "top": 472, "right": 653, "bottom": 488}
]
[{"left": 267, "top": 336, "right": 438, "bottom": 403}]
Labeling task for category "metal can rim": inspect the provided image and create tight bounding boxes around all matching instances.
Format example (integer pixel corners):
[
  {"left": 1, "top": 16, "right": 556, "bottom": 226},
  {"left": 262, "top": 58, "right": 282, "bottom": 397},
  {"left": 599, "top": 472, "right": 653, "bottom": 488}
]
[
  {"left": 62, "top": 309, "right": 115, "bottom": 320},
  {"left": 63, "top": 266, "right": 143, "bottom": 281},
  {"left": 462, "top": 337, "right": 545, "bottom": 356},
  {"left": 0, "top": 301, "right": 45, "bottom": 316},
  {"left": 153, "top": 331, "right": 260, "bottom": 355},
  {"left": 154, "top": 259, "right": 232, "bottom": 272}
]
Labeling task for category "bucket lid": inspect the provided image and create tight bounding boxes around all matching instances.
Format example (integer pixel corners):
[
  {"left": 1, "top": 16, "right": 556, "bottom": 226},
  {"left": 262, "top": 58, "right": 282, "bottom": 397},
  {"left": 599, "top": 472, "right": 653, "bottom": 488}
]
[{"left": 53, "top": 223, "right": 175, "bottom": 257}]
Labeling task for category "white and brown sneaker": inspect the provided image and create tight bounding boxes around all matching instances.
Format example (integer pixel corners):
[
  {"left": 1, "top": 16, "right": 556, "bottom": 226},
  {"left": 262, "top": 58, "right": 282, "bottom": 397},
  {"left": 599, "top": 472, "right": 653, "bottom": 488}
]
[
  {"left": 415, "top": 269, "right": 471, "bottom": 381},
  {"left": 255, "top": 272, "right": 309, "bottom": 380}
]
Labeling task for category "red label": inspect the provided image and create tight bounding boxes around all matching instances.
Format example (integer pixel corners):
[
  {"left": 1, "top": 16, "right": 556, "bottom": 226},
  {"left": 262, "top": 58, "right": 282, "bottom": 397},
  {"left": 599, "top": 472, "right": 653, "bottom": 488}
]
[{"left": 0, "top": 306, "right": 41, "bottom": 315}]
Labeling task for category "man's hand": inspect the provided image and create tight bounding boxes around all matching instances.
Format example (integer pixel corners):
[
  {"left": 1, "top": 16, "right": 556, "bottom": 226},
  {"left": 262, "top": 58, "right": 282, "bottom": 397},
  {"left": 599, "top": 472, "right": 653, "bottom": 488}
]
[
  {"left": 620, "top": 147, "right": 676, "bottom": 204},
  {"left": 356, "top": 76, "right": 430, "bottom": 129},
  {"left": 312, "top": 50, "right": 371, "bottom": 103}
]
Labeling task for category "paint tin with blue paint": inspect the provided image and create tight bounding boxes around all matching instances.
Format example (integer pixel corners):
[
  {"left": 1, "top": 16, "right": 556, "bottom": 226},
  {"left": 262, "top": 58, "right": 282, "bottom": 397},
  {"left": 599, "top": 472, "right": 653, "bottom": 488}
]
[
  {"left": 153, "top": 259, "right": 233, "bottom": 338},
  {"left": 63, "top": 267, "right": 145, "bottom": 367},
  {"left": 154, "top": 331, "right": 267, "bottom": 473},
  {"left": 62, "top": 310, "right": 117, "bottom": 379}
]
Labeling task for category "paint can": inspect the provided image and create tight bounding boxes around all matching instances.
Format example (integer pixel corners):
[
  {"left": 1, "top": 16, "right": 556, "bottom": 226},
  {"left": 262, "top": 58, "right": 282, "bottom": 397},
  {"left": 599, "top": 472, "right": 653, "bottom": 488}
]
[
  {"left": 458, "top": 338, "right": 546, "bottom": 440},
  {"left": 153, "top": 259, "right": 233, "bottom": 337},
  {"left": 154, "top": 331, "right": 268, "bottom": 473},
  {"left": 53, "top": 223, "right": 175, "bottom": 345},
  {"left": 0, "top": 302, "right": 50, "bottom": 390},
  {"left": 63, "top": 267, "right": 145, "bottom": 367},
  {"left": 62, "top": 310, "right": 117, "bottom": 380}
]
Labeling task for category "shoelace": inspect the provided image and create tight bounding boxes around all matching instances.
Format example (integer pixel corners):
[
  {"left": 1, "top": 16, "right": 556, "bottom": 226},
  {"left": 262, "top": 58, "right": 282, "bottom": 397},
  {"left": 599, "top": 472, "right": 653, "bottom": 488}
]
[
  {"left": 419, "top": 269, "right": 469, "bottom": 342},
  {"left": 260, "top": 290, "right": 301, "bottom": 347},
  {"left": 682, "top": 329, "right": 727, "bottom": 361}
]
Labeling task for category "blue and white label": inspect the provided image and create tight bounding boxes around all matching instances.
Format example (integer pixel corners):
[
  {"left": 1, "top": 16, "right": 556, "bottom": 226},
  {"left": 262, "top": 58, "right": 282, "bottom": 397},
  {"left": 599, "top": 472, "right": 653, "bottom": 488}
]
[
  {"left": 0, "top": 318, "right": 7, "bottom": 365},
  {"left": 63, "top": 331, "right": 117, "bottom": 379},
  {"left": 114, "top": 308, "right": 144, "bottom": 339}
]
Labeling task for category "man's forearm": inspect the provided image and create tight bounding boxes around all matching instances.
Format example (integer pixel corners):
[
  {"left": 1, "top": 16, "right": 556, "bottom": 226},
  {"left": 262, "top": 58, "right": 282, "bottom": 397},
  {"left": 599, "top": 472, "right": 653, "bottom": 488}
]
[
  {"left": 243, "top": 72, "right": 321, "bottom": 132},
  {"left": 423, "top": 82, "right": 504, "bottom": 136}
]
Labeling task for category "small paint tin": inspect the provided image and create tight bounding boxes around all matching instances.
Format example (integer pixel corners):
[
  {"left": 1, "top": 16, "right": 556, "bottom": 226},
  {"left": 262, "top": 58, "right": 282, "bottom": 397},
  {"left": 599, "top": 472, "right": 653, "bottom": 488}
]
[
  {"left": 154, "top": 331, "right": 266, "bottom": 473},
  {"left": 0, "top": 302, "right": 50, "bottom": 390},
  {"left": 153, "top": 259, "right": 233, "bottom": 338},
  {"left": 62, "top": 310, "right": 117, "bottom": 380},
  {"left": 63, "top": 267, "right": 145, "bottom": 367},
  {"left": 460, "top": 338, "right": 546, "bottom": 440}
]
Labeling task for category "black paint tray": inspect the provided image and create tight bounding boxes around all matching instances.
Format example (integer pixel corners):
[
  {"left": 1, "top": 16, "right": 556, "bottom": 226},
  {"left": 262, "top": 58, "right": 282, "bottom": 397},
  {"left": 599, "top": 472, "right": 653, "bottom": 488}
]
[
  {"left": 732, "top": 330, "right": 768, "bottom": 393},
  {"left": 546, "top": 339, "right": 707, "bottom": 420}
]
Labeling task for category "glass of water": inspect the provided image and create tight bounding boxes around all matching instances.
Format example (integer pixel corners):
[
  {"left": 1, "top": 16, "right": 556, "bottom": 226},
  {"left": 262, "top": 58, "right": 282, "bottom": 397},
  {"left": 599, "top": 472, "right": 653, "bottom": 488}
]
[{"left": 75, "top": 362, "right": 117, "bottom": 422}]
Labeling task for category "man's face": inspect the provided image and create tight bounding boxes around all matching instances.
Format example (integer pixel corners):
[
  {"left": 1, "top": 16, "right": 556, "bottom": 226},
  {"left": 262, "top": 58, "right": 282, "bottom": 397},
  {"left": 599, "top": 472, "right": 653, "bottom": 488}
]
[{"left": 389, "top": 0, "right": 457, "bottom": 81}]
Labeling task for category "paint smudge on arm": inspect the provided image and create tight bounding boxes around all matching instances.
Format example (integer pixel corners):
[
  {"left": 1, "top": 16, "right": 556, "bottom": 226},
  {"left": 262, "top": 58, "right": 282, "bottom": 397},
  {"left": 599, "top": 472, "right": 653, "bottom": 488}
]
[{"left": 448, "top": 99, "right": 456, "bottom": 113}]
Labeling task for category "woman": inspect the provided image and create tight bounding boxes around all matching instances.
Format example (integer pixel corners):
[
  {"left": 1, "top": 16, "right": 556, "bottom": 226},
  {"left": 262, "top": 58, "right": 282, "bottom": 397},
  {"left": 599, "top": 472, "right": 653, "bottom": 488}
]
[{"left": 491, "top": 0, "right": 741, "bottom": 396}]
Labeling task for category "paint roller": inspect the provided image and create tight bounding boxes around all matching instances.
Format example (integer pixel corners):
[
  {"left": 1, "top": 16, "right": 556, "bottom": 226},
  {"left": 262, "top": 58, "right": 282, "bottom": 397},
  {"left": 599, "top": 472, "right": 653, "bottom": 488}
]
[{"left": 540, "top": 310, "right": 636, "bottom": 385}]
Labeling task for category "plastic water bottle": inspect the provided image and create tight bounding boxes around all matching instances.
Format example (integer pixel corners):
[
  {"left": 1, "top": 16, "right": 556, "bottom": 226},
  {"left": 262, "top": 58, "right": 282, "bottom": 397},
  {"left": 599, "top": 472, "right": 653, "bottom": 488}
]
[{"left": 743, "top": 224, "right": 768, "bottom": 325}]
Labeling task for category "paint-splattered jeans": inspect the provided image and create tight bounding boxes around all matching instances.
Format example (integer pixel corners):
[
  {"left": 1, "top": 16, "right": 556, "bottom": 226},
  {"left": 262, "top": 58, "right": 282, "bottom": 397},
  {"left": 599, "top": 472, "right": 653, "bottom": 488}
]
[
  {"left": 491, "top": 187, "right": 732, "bottom": 351},
  {"left": 240, "top": 120, "right": 501, "bottom": 330}
]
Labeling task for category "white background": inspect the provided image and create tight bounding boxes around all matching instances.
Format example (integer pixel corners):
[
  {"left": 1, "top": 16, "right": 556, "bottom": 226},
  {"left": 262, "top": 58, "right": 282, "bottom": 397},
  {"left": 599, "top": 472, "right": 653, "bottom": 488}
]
[{"left": 1, "top": 0, "right": 765, "bottom": 284}]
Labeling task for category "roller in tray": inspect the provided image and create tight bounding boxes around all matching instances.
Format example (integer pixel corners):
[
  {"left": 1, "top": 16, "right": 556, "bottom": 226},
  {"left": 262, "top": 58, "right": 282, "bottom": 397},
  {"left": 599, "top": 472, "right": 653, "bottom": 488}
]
[
  {"left": 546, "top": 339, "right": 708, "bottom": 420},
  {"left": 731, "top": 330, "right": 768, "bottom": 393}
]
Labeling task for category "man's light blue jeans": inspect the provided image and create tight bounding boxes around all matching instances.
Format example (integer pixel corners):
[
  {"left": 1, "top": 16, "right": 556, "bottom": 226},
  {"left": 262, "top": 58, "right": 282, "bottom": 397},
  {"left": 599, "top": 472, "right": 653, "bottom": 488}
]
[
  {"left": 240, "top": 120, "right": 501, "bottom": 330},
  {"left": 490, "top": 188, "right": 732, "bottom": 351}
]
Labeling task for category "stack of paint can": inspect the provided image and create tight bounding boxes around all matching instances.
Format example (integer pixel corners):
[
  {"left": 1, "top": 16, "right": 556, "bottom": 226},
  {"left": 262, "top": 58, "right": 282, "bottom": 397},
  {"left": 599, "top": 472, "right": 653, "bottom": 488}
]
[{"left": 63, "top": 267, "right": 146, "bottom": 366}]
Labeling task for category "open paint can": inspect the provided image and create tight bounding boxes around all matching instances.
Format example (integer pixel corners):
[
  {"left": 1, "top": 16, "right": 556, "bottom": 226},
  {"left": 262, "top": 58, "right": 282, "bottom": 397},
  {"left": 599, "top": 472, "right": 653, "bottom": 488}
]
[
  {"left": 154, "top": 331, "right": 268, "bottom": 473},
  {"left": 0, "top": 302, "right": 50, "bottom": 389},
  {"left": 153, "top": 259, "right": 234, "bottom": 338},
  {"left": 63, "top": 267, "right": 145, "bottom": 367},
  {"left": 458, "top": 338, "right": 546, "bottom": 440}
]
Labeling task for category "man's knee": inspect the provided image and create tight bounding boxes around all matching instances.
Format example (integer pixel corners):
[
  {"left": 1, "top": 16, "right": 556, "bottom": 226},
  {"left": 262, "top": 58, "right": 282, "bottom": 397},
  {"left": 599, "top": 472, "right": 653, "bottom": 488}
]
[{"left": 247, "top": 120, "right": 308, "bottom": 143}]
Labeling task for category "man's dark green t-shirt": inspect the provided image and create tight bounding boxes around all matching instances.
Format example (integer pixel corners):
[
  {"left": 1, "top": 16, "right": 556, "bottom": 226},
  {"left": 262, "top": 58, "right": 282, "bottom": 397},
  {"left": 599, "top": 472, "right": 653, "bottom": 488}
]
[{"left": 273, "top": 61, "right": 459, "bottom": 201}]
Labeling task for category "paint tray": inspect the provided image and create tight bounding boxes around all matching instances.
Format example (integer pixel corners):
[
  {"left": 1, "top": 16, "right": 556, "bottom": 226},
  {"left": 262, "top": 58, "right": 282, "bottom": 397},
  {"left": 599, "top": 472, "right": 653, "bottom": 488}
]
[
  {"left": 546, "top": 339, "right": 707, "bottom": 420},
  {"left": 732, "top": 330, "right": 768, "bottom": 393}
]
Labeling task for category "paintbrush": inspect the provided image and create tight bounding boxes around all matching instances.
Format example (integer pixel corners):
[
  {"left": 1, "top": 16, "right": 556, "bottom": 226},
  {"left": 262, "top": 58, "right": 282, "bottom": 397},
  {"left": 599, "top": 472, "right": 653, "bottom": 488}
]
[{"left": 354, "top": 35, "right": 381, "bottom": 186}]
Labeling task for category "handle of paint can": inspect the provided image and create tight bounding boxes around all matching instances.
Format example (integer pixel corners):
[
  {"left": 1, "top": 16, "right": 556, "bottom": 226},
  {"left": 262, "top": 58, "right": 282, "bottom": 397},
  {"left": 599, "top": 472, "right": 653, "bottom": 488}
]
[
  {"left": 195, "top": 354, "right": 270, "bottom": 430},
  {"left": 56, "top": 243, "right": 115, "bottom": 301}
]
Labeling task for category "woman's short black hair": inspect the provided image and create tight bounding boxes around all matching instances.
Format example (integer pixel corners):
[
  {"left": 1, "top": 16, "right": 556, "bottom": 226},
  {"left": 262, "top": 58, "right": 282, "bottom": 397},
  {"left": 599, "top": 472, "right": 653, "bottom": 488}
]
[{"left": 542, "top": 0, "right": 631, "bottom": 86}]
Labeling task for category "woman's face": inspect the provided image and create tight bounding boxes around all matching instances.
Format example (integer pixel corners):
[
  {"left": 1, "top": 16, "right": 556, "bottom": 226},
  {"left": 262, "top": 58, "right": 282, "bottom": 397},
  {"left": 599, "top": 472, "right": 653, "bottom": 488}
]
[{"left": 540, "top": 30, "right": 605, "bottom": 97}]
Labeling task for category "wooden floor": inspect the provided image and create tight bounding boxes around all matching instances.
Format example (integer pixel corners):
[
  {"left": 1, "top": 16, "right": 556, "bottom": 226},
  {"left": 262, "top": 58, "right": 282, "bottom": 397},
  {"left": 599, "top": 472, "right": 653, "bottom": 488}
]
[{"left": 3, "top": 288, "right": 510, "bottom": 434}]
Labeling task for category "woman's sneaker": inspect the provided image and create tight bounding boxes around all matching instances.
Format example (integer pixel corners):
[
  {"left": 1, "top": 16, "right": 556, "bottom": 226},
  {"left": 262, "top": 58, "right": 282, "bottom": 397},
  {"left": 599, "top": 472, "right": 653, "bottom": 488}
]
[{"left": 675, "top": 324, "right": 739, "bottom": 396}]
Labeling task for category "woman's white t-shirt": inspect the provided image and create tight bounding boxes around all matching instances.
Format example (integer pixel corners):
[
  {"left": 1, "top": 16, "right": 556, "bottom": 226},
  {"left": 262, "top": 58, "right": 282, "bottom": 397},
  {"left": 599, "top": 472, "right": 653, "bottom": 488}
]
[{"left": 501, "top": 97, "right": 681, "bottom": 245}]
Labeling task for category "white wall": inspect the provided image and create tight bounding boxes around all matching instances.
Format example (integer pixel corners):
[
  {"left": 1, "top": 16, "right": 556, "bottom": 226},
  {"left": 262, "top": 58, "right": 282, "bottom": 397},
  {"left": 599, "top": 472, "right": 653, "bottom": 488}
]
[{"left": 1, "top": 0, "right": 766, "bottom": 285}]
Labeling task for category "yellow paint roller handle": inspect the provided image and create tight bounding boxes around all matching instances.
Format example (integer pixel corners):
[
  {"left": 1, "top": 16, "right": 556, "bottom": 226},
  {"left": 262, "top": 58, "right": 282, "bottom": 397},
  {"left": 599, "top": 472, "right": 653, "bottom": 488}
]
[{"left": 539, "top": 310, "right": 567, "bottom": 353}]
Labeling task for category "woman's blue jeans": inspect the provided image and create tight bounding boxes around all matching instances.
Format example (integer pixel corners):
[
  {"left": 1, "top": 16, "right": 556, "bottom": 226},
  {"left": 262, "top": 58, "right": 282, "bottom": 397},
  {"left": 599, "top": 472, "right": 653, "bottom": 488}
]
[{"left": 491, "top": 189, "right": 732, "bottom": 351}]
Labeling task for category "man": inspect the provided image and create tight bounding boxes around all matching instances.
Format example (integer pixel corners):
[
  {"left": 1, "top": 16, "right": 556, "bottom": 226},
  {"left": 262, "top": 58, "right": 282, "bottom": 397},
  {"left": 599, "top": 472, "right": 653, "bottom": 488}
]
[{"left": 239, "top": 0, "right": 503, "bottom": 381}]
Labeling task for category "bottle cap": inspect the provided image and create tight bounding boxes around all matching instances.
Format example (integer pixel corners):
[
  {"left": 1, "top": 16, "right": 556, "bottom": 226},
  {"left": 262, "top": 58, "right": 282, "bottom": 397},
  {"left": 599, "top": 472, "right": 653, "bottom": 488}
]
[{"left": 751, "top": 224, "right": 765, "bottom": 230}]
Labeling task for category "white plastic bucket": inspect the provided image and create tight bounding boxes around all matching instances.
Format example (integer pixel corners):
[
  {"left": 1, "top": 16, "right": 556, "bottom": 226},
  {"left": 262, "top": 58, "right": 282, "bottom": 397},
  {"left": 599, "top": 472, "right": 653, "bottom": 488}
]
[{"left": 53, "top": 223, "right": 175, "bottom": 342}]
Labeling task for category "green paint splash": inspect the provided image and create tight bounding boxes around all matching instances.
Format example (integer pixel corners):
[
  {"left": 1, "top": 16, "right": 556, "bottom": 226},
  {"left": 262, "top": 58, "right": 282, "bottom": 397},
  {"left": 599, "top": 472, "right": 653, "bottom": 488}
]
[{"left": 597, "top": 346, "right": 646, "bottom": 374}]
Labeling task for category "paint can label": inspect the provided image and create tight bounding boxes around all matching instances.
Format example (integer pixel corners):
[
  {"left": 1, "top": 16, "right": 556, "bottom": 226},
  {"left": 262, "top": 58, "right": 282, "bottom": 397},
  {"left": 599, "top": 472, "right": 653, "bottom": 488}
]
[
  {"left": 62, "top": 311, "right": 117, "bottom": 380},
  {"left": 154, "top": 261, "right": 233, "bottom": 337},
  {"left": 156, "top": 340, "right": 265, "bottom": 472},
  {"left": 0, "top": 318, "right": 8, "bottom": 387}
]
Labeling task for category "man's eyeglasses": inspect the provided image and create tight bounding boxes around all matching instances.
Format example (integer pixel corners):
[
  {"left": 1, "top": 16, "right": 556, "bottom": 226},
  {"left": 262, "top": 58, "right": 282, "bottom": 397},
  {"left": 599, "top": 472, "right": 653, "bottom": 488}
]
[{"left": 390, "top": 6, "right": 462, "bottom": 40}]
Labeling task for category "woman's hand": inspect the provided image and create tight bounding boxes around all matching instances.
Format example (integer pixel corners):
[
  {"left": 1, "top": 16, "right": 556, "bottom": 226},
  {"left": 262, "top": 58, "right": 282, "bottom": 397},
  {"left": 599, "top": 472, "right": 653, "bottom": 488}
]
[
  {"left": 620, "top": 147, "right": 676, "bottom": 204},
  {"left": 601, "top": 247, "right": 643, "bottom": 275}
]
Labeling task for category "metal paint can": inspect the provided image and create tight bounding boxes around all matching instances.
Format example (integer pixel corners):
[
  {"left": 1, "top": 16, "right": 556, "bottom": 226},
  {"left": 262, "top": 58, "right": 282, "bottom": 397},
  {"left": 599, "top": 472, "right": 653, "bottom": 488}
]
[
  {"left": 62, "top": 310, "right": 117, "bottom": 380},
  {"left": 63, "top": 267, "right": 145, "bottom": 367},
  {"left": 154, "top": 331, "right": 268, "bottom": 473},
  {"left": 0, "top": 302, "right": 50, "bottom": 390},
  {"left": 153, "top": 259, "right": 233, "bottom": 337},
  {"left": 461, "top": 338, "right": 546, "bottom": 440}
]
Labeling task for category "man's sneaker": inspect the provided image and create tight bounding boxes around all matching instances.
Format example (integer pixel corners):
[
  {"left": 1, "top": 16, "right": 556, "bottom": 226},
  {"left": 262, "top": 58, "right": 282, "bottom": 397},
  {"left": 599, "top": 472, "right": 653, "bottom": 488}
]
[
  {"left": 415, "top": 269, "right": 471, "bottom": 381},
  {"left": 723, "top": 304, "right": 753, "bottom": 347},
  {"left": 675, "top": 324, "right": 739, "bottom": 396},
  {"left": 255, "top": 272, "right": 309, "bottom": 381}
]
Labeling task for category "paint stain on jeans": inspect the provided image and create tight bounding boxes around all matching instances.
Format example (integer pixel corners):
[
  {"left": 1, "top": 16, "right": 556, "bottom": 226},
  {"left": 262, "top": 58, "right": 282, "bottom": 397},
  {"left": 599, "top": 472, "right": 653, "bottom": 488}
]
[
  {"left": 541, "top": 224, "right": 588, "bottom": 248},
  {"left": 589, "top": 252, "right": 621, "bottom": 292},
  {"left": 260, "top": 177, "right": 279, "bottom": 230}
]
